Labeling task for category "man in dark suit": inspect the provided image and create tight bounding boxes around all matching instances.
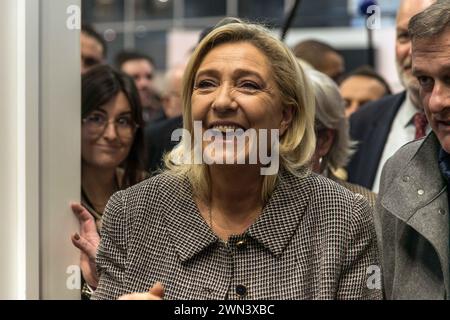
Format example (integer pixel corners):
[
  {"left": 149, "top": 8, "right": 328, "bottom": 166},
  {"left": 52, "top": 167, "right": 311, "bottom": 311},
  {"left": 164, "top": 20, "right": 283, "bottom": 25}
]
[
  {"left": 347, "top": 0, "right": 434, "bottom": 192},
  {"left": 145, "top": 115, "right": 183, "bottom": 173}
]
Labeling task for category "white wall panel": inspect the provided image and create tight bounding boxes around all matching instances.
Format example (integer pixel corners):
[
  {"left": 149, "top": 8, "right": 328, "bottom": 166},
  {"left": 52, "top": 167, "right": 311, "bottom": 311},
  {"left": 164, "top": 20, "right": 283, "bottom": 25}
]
[{"left": 0, "top": 0, "right": 81, "bottom": 300}]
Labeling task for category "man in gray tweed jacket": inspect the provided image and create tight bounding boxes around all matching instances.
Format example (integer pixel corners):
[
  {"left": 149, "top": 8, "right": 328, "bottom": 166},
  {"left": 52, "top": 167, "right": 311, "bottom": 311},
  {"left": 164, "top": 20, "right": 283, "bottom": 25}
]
[{"left": 374, "top": 1, "right": 450, "bottom": 299}]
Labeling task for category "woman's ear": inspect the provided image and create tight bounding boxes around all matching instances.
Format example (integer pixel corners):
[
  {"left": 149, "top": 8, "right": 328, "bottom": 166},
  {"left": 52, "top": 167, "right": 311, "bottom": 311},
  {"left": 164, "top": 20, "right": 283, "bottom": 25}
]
[
  {"left": 316, "top": 129, "right": 336, "bottom": 158},
  {"left": 280, "top": 104, "right": 294, "bottom": 136}
]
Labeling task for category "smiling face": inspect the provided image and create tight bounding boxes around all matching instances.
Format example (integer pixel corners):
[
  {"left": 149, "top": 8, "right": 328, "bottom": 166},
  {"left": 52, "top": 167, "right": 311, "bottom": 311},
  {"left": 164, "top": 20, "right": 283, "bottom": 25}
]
[
  {"left": 395, "top": 0, "right": 435, "bottom": 105},
  {"left": 121, "top": 59, "right": 156, "bottom": 109},
  {"left": 413, "top": 28, "right": 450, "bottom": 153},
  {"left": 82, "top": 91, "right": 135, "bottom": 170},
  {"left": 191, "top": 41, "right": 292, "bottom": 165}
]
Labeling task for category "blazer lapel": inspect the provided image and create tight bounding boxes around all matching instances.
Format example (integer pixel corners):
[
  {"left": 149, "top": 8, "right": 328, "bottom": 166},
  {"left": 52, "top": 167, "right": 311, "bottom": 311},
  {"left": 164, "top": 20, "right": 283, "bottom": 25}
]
[
  {"left": 381, "top": 133, "right": 449, "bottom": 292},
  {"left": 359, "top": 93, "right": 406, "bottom": 188}
]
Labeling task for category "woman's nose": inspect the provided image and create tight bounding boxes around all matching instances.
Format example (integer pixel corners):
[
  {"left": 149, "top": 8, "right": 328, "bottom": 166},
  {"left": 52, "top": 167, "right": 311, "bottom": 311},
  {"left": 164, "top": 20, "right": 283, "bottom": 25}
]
[
  {"left": 103, "top": 121, "right": 118, "bottom": 140},
  {"left": 211, "top": 83, "right": 238, "bottom": 112}
]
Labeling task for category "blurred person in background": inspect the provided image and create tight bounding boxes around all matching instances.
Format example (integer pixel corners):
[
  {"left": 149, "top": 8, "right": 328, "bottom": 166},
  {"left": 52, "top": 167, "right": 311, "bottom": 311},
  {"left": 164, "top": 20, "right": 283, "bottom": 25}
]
[
  {"left": 161, "top": 63, "right": 185, "bottom": 119},
  {"left": 70, "top": 64, "right": 148, "bottom": 299},
  {"left": 308, "top": 69, "right": 376, "bottom": 207},
  {"left": 81, "top": 25, "right": 106, "bottom": 73},
  {"left": 347, "top": 0, "right": 435, "bottom": 192},
  {"left": 144, "top": 64, "right": 186, "bottom": 172},
  {"left": 339, "top": 66, "right": 392, "bottom": 118},
  {"left": 293, "top": 39, "right": 345, "bottom": 83},
  {"left": 116, "top": 51, "right": 165, "bottom": 124}
]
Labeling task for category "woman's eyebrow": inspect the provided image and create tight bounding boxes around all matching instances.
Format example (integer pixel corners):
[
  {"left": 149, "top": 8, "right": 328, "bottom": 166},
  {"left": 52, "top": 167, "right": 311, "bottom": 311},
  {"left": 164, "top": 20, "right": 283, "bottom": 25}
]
[
  {"left": 233, "top": 68, "right": 265, "bottom": 82},
  {"left": 195, "top": 68, "right": 265, "bottom": 82},
  {"left": 95, "top": 108, "right": 132, "bottom": 116},
  {"left": 195, "top": 69, "right": 221, "bottom": 80},
  {"left": 117, "top": 111, "right": 132, "bottom": 116},
  {"left": 93, "top": 108, "right": 107, "bottom": 114}
]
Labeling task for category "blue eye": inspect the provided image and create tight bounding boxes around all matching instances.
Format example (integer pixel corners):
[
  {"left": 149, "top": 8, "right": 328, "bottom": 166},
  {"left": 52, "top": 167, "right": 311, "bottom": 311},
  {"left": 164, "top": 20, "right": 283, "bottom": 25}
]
[{"left": 418, "top": 76, "right": 434, "bottom": 89}]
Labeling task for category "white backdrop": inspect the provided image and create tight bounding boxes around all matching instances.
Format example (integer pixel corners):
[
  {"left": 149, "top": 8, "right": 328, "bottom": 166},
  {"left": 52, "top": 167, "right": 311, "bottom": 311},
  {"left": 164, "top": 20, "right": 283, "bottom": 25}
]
[{"left": 0, "top": 0, "right": 81, "bottom": 300}]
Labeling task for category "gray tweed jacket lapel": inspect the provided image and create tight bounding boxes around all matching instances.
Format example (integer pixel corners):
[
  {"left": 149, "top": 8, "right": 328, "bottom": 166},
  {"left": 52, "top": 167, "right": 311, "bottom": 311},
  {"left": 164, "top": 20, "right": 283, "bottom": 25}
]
[{"left": 381, "top": 133, "right": 449, "bottom": 292}]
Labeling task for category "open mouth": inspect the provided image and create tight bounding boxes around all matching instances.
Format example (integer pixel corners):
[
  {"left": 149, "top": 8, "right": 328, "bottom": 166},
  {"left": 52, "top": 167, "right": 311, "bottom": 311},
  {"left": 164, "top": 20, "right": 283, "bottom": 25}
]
[{"left": 208, "top": 123, "right": 247, "bottom": 138}]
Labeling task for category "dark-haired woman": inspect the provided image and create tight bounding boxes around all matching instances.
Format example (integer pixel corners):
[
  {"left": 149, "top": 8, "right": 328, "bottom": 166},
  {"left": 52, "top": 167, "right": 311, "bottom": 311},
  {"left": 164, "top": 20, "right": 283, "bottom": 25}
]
[{"left": 71, "top": 64, "right": 148, "bottom": 299}]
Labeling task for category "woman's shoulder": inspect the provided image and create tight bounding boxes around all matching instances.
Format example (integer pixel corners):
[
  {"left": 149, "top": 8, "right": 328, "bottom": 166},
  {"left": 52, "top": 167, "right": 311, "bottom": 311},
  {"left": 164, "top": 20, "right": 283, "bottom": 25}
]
[
  {"left": 103, "top": 171, "right": 190, "bottom": 227},
  {"left": 120, "top": 170, "right": 189, "bottom": 200},
  {"left": 282, "top": 170, "right": 372, "bottom": 221},
  {"left": 311, "top": 173, "right": 370, "bottom": 209},
  {"left": 284, "top": 169, "right": 362, "bottom": 202},
  {"left": 310, "top": 174, "right": 373, "bottom": 231},
  {"left": 326, "top": 170, "right": 377, "bottom": 208},
  {"left": 336, "top": 179, "right": 377, "bottom": 208}
]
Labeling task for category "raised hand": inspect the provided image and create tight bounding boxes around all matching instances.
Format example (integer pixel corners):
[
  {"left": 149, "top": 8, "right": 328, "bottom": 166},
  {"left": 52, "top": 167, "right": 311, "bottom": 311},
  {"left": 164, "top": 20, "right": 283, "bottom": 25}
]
[{"left": 70, "top": 202, "right": 100, "bottom": 288}]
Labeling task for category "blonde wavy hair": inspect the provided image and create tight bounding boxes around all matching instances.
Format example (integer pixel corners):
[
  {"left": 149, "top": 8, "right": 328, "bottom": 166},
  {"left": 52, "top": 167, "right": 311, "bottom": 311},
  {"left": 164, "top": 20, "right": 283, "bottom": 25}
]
[{"left": 164, "top": 19, "right": 316, "bottom": 203}]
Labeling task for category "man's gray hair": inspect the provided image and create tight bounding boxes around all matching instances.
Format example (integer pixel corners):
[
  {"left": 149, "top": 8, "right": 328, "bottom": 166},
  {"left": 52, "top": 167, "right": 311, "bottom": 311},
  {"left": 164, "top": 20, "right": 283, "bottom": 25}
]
[{"left": 409, "top": 0, "right": 450, "bottom": 40}]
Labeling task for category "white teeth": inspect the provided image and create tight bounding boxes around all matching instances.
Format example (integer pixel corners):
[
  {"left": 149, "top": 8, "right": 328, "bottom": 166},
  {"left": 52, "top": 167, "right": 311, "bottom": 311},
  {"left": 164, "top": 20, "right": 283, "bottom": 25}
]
[{"left": 211, "top": 125, "right": 243, "bottom": 132}]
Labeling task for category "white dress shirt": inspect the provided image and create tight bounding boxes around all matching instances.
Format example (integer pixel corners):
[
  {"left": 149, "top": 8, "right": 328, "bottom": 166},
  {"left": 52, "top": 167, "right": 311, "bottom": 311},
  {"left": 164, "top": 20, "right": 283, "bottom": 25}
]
[{"left": 372, "top": 94, "right": 430, "bottom": 193}]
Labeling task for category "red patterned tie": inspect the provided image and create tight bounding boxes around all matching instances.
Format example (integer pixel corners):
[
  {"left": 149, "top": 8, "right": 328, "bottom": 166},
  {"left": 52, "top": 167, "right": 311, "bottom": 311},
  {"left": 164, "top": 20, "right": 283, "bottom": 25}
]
[{"left": 414, "top": 112, "right": 428, "bottom": 139}]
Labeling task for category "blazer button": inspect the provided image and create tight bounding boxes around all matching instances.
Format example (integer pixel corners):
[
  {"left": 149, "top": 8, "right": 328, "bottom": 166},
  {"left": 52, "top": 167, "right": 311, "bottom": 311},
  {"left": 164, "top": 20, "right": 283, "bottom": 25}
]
[
  {"left": 203, "top": 287, "right": 213, "bottom": 295},
  {"left": 236, "top": 284, "right": 247, "bottom": 297},
  {"left": 402, "top": 175, "right": 410, "bottom": 182},
  {"left": 417, "top": 189, "right": 424, "bottom": 196},
  {"left": 236, "top": 240, "right": 246, "bottom": 249},
  {"left": 439, "top": 208, "right": 446, "bottom": 215}
]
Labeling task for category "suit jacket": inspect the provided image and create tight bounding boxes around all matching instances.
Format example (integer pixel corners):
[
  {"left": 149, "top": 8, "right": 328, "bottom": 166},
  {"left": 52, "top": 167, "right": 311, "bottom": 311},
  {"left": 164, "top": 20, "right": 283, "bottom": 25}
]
[
  {"left": 144, "top": 115, "right": 183, "bottom": 173},
  {"left": 374, "top": 132, "right": 449, "bottom": 299},
  {"left": 347, "top": 92, "right": 406, "bottom": 190},
  {"left": 92, "top": 169, "right": 381, "bottom": 300}
]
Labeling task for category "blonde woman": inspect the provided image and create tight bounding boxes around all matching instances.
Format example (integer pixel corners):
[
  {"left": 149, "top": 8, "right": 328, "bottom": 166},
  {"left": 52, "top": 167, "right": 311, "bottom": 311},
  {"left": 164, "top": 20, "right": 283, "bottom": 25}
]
[{"left": 79, "top": 19, "right": 380, "bottom": 300}]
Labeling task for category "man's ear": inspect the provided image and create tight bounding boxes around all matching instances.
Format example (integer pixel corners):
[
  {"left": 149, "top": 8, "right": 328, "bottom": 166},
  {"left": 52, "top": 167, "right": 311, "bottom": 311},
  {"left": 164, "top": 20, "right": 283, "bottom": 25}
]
[{"left": 280, "top": 104, "right": 294, "bottom": 136}]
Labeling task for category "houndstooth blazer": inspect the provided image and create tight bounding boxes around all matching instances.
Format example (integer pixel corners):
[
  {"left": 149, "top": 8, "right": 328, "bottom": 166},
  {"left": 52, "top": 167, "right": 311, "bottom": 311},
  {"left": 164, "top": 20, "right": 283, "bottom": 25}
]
[{"left": 92, "top": 168, "right": 381, "bottom": 300}]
